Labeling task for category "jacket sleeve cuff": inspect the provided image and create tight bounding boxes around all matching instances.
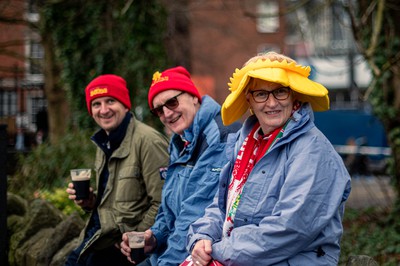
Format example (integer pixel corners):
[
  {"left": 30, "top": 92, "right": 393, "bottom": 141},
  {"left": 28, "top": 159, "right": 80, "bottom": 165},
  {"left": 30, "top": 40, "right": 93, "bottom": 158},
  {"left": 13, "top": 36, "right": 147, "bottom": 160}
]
[
  {"left": 152, "top": 228, "right": 168, "bottom": 253},
  {"left": 186, "top": 233, "right": 213, "bottom": 253}
]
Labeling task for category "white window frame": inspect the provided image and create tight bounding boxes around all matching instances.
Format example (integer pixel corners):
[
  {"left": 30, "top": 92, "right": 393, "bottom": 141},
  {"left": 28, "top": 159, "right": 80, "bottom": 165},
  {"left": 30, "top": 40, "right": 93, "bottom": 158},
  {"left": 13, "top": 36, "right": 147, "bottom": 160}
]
[{"left": 256, "top": 0, "right": 279, "bottom": 33}]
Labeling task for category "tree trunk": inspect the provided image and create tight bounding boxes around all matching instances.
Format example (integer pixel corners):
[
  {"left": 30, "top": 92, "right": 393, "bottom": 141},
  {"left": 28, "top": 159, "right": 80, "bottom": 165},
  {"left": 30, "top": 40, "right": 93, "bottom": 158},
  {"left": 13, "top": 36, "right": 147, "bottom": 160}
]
[
  {"left": 162, "top": 0, "right": 191, "bottom": 69},
  {"left": 384, "top": 63, "right": 400, "bottom": 198},
  {"left": 346, "top": 0, "right": 400, "bottom": 206},
  {"left": 40, "top": 31, "right": 69, "bottom": 145},
  {"left": 387, "top": 2, "right": 400, "bottom": 198}
]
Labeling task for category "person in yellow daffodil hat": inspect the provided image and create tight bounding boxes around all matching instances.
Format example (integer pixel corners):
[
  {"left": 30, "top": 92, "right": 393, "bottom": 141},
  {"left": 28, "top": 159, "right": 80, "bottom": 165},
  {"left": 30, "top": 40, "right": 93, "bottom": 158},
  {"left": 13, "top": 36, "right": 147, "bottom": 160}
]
[
  {"left": 186, "top": 52, "right": 351, "bottom": 266},
  {"left": 221, "top": 51, "right": 329, "bottom": 125}
]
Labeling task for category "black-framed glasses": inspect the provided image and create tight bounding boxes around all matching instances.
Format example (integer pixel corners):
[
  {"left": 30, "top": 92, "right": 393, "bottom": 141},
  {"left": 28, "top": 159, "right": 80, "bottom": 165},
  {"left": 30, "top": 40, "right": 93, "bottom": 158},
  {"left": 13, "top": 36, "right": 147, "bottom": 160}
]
[
  {"left": 248, "top": 87, "right": 291, "bottom": 103},
  {"left": 150, "top": 92, "right": 185, "bottom": 117}
]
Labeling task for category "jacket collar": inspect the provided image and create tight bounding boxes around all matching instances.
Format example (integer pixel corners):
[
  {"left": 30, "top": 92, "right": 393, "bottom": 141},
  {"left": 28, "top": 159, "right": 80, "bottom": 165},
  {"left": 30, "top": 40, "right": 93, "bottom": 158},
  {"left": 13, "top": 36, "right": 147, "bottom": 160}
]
[
  {"left": 179, "top": 95, "right": 219, "bottom": 144},
  {"left": 91, "top": 112, "right": 132, "bottom": 158},
  {"left": 170, "top": 95, "right": 221, "bottom": 159},
  {"left": 238, "top": 103, "right": 314, "bottom": 152}
]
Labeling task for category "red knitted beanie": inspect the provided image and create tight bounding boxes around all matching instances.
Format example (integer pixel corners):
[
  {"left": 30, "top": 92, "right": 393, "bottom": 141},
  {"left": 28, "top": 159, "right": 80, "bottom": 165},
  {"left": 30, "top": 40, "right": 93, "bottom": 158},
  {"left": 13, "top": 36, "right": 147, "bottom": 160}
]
[
  {"left": 148, "top": 66, "right": 202, "bottom": 109},
  {"left": 85, "top": 74, "right": 131, "bottom": 115}
]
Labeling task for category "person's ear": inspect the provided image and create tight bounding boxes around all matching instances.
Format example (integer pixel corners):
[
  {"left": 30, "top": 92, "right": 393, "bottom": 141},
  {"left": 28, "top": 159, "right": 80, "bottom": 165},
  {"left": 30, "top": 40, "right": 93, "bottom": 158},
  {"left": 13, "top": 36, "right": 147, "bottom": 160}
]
[{"left": 193, "top": 95, "right": 199, "bottom": 105}]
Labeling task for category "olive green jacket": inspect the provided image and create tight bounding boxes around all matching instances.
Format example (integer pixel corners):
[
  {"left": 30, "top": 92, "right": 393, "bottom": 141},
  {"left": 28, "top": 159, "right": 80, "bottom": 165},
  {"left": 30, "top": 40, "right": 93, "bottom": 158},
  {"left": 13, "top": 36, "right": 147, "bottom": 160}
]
[{"left": 81, "top": 115, "right": 169, "bottom": 254}]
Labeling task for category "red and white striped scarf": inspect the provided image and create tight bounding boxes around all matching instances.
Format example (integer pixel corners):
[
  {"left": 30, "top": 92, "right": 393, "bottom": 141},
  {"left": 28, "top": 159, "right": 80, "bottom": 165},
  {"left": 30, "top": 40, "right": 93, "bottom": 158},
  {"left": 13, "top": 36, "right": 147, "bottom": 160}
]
[
  {"left": 222, "top": 121, "right": 288, "bottom": 237},
  {"left": 222, "top": 102, "right": 301, "bottom": 237}
]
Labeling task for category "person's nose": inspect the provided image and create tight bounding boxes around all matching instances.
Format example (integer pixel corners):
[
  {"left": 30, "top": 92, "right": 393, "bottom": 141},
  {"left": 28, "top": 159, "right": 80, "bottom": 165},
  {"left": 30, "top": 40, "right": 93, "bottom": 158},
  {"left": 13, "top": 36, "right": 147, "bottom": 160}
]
[
  {"left": 162, "top": 106, "right": 174, "bottom": 117},
  {"left": 99, "top": 103, "right": 110, "bottom": 114},
  {"left": 265, "top": 94, "right": 279, "bottom": 107}
]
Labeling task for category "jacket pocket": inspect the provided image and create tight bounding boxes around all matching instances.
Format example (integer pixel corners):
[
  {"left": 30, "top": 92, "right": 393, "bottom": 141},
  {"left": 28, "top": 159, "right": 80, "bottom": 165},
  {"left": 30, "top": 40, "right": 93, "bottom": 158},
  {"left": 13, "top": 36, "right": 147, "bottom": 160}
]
[{"left": 115, "top": 166, "right": 144, "bottom": 202}]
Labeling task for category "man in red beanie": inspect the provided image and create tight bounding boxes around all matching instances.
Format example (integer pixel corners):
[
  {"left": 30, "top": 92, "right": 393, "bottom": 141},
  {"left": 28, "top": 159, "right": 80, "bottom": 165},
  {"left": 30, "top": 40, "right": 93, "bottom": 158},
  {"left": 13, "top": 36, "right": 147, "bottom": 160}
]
[
  {"left": 66, "top": 74, "right": 169, "bottom": 266},
  {"left": 120, "top": 67, "right": 241, "bottom": 266}
]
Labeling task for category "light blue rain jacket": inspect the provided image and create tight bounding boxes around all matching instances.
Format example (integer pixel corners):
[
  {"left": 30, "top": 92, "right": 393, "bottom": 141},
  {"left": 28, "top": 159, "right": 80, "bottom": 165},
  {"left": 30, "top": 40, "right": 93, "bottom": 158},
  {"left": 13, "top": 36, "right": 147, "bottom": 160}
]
[
  {"left": 187, "top": 103, "right": 351, "bottom": 266},
  {"left": 149, "top": 96, "right": 241, "bottom": 266}
]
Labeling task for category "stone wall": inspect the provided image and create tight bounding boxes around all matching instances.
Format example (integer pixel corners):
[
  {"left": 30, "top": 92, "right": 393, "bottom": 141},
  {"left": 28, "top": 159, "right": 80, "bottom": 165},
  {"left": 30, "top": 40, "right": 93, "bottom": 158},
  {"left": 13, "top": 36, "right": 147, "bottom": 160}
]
[
  {"left": 6, "top": 192, "right": 380, "bottom": 266},
  {"left": 7, "top": 193, "right": 84, "bottom": 266}
]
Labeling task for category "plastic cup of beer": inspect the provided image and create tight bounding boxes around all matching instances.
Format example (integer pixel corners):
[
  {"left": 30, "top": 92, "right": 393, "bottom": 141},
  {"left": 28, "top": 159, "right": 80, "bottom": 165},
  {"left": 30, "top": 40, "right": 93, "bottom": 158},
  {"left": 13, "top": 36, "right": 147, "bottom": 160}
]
[
  {"left": 127, "top": 231, "right": 146, "bottom": 263},
  {"left": 70, "top": 169, "right": 91, "bottom": 200}
]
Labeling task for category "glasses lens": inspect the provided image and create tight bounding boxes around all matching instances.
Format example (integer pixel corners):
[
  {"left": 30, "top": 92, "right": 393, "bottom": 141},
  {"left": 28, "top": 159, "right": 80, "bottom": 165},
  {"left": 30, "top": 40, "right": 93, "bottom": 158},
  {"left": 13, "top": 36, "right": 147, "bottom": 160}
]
[
  {"left": 273, "top": 87, "right": 290, "bottom": 100},
  {"left": 151, "top": 106, "right": 164, "bottom": 117},
  {"left": 150, "top": 93, "right": 182, "bottom": 117},
  {"left": 164, "top": 97, "right": 179, "bottom": 110},
  {"left": 250, "top": 90, "right": 269, "bottom": 103}
]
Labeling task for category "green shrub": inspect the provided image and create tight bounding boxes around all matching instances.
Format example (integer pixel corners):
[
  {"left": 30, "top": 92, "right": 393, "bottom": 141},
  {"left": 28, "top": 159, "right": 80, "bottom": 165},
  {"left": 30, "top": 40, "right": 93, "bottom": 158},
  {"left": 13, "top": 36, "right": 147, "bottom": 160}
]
[
  {"left": 35, "top": 187, "right": 88, "bottom": 218},
  {"left": 9, "top": 129, "right": 96, "bottom": 200},
  {"left": 339, "top": 207, "right": 400, "bottom": 266}
]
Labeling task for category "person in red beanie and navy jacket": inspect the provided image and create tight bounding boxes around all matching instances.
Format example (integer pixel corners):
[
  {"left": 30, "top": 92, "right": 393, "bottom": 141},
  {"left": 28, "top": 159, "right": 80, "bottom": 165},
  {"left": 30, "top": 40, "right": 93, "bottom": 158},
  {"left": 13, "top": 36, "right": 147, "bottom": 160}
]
[
  {"left": 120, "top": 66, "right": 241, "bottom": 266},
  {"left": 65, "top": 74, "right": 169, "bottom": 266}
]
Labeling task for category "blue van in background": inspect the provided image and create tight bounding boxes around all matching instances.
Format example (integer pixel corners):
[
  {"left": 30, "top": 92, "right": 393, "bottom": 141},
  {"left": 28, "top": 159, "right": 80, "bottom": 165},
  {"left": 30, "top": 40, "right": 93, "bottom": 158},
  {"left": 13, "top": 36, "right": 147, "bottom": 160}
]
[{"left": 314, "top": 110, "right": 389, "bottom": 175}]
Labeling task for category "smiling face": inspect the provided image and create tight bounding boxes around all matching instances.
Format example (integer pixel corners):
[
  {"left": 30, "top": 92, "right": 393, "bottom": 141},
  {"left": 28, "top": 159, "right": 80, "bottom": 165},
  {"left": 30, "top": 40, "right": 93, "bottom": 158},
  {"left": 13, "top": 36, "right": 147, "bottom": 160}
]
[
  {"left": 152, "top": 89, "right": 200, "bottom": 135},
  {"left": 247, "top": 79, "right": 295, "bottom": 135},
  {"left": 91, "top": 96, "right": 129, "bottom": 135}
]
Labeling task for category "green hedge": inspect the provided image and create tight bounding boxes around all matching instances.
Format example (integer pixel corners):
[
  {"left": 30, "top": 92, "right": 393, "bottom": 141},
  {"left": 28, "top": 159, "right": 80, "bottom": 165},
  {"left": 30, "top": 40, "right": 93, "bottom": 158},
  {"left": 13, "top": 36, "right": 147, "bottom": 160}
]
[
  {"left": 9, "top": 129, "right": 96, "bottom": 217},
  {"left": 339, "top": 207, "right": 400, "bottom": 265}
]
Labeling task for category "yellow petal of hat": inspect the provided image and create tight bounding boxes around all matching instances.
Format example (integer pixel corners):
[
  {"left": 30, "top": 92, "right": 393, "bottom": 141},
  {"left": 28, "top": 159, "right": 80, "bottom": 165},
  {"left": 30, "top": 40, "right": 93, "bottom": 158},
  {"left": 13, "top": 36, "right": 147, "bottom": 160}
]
[{"left": 221, "top": 58, "right": 330, "bottom": 125}]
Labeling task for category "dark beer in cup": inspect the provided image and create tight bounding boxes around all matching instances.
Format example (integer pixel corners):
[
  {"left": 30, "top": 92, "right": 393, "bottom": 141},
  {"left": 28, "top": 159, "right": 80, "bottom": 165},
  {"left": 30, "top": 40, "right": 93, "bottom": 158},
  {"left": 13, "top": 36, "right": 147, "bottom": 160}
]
[
  {"left": 130, "top": 247, "right": 145, "bottom": 263},
  {"left": 70, "top": 169, "right": 91, "bottom": 200},
  {"left": 128, "top": 232, "right": 146, "bottom": 263}
]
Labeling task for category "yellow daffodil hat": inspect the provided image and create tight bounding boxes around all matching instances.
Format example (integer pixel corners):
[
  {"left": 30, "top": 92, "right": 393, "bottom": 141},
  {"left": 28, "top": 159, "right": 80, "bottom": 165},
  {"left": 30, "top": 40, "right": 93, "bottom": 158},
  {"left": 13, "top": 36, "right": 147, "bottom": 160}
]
[{"left": 221, "top": 53, "right": 330, "bottom": 125}]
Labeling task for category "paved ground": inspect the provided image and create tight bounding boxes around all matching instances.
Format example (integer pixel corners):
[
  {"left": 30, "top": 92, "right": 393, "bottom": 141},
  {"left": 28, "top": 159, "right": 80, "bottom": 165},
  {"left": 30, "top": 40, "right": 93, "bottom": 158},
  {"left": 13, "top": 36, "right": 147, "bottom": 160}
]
[{"left": 346, "top": 175, "right": 396, "bottom": 209}]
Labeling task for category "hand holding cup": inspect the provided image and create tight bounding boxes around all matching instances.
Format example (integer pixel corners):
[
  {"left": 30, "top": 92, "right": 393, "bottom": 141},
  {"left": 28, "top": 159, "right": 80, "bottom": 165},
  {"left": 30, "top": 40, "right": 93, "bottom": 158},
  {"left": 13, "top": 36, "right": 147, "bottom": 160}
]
[
  {"left": 70, "top": 169, "right": 91, "bottom": 200},
  {"left": 66, "top": 169, "right": 95, "bottom": 211},
  {"left": 127, "top": 232, "right": 146, "bottom": 264}
]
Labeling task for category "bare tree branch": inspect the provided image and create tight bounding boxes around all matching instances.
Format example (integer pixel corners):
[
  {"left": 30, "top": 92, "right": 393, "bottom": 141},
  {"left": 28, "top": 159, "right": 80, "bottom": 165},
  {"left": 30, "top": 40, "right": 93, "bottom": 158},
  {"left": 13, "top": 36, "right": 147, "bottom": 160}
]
[
  {"left": 344, "top": 0, "right": 381, "bottom": 76},
  {"left": 366, "top": 0, "right": 385, "bottom": 58},
  {"left": 360, "top": 1, "right": 377, "bottom": 25}
]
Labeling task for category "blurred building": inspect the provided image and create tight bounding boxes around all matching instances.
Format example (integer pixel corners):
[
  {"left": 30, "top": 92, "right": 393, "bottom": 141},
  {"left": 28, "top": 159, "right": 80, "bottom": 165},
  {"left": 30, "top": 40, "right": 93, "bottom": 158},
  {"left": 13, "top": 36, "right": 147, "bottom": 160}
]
[
  {"left": 179, "top": 1, "right": 386, "bottom": 149},
  {"left": 167, "top": 0, "right": 388, "bottom": 172},
  {"left": 160, "top": 0, "right": 288, "bottom": 101},
  {"left": 166, "top": 0, "right": 372, "bottom": 109},
  {"left": 0, "top": 0, "right": 380, "bottom": 151},
  {"left": 0, "top": 0, "right": 45, "bottom": 149}
]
